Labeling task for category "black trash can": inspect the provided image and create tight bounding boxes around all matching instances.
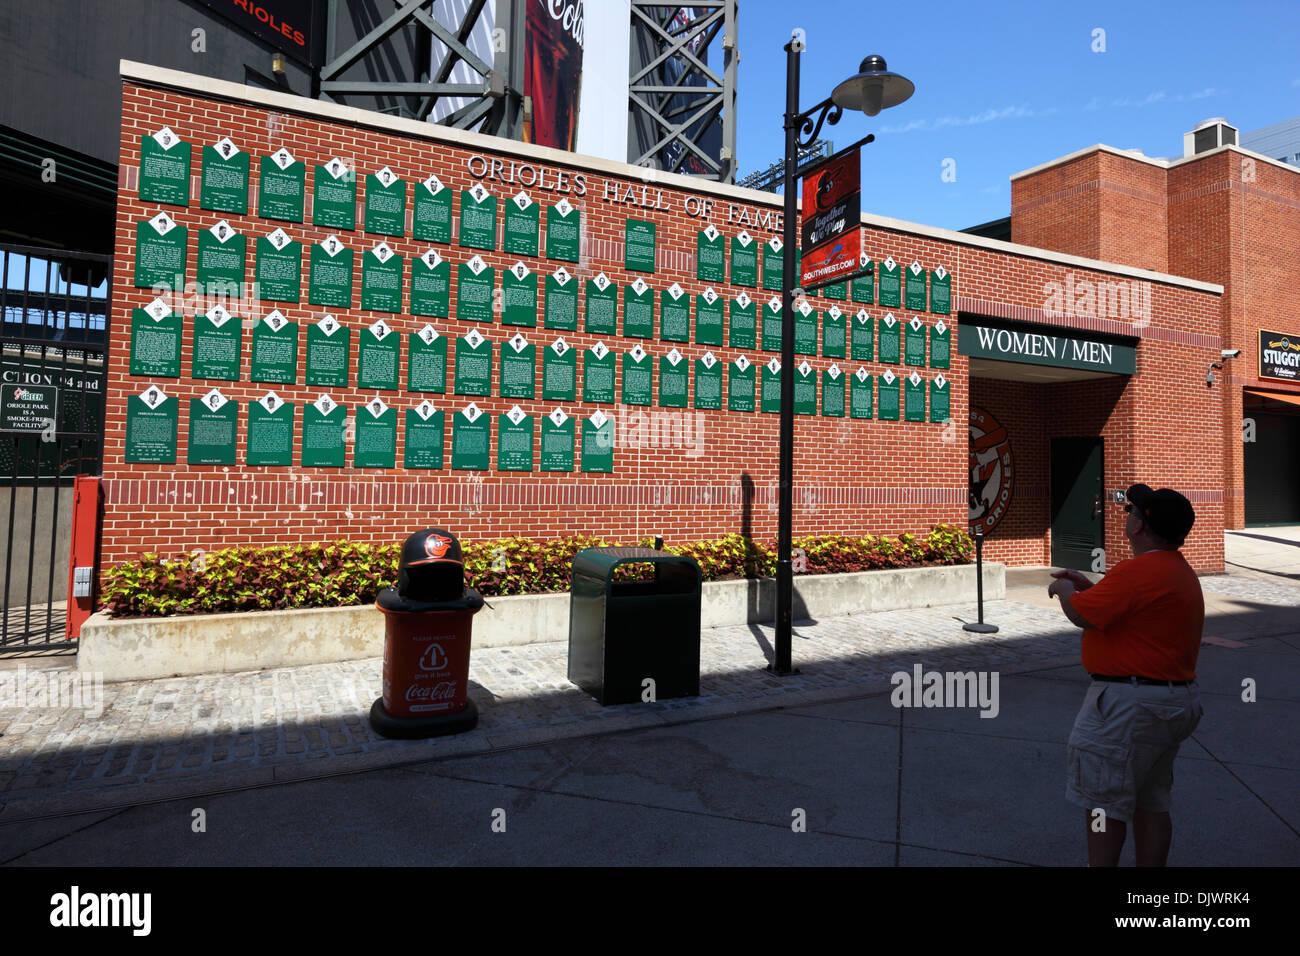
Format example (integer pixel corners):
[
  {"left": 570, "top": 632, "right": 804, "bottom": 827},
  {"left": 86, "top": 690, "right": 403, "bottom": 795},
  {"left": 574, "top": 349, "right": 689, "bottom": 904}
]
[{"left": 567, "top": 547, "right": 702, "bottom": 705}]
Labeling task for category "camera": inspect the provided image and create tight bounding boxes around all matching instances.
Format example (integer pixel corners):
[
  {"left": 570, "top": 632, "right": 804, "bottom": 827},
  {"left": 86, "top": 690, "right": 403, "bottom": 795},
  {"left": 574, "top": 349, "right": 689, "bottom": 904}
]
[{"left": 1221, "top": 348, "right": 1242, "bottom": 359}]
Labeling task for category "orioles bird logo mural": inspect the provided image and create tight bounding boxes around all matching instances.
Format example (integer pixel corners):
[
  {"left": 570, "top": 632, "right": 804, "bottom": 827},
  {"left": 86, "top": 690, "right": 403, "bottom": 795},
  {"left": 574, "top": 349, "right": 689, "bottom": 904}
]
[{"left": 969, "top": 406, "right": 1014, "bottom": 536}]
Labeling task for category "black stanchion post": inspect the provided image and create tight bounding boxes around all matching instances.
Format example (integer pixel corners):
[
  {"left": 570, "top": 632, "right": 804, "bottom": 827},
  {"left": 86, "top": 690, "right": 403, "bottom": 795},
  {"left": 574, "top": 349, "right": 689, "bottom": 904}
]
[{"left": 963, "top": 530, "right": 999, "bottom": 634}]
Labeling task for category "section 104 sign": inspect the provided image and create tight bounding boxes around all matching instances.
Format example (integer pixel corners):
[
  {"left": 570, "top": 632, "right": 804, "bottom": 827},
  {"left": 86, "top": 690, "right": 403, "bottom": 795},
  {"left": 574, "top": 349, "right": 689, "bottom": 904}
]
[{"left": 800, "top": 149, "right": 861, "bottom": 288}]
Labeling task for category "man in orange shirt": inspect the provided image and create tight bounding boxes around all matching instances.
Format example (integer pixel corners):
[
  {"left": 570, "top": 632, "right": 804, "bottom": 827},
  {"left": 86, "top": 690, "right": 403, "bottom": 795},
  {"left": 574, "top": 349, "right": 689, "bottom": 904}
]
[{"left": 1047, "top": 483, "right": 1204, "bottom": 866}]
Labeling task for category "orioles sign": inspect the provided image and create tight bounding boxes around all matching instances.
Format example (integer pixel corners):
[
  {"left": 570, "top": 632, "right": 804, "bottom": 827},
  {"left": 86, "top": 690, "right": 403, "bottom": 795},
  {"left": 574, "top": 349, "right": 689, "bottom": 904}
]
[{"left": 969, "top": 405, "right": 1014, "bottom": 536}]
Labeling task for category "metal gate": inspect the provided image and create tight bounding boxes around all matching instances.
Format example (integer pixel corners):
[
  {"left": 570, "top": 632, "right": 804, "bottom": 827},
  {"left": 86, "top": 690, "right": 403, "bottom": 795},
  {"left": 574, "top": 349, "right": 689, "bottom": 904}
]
[{"left": 1, "top": 243, "right": 109, "bottom": 649}]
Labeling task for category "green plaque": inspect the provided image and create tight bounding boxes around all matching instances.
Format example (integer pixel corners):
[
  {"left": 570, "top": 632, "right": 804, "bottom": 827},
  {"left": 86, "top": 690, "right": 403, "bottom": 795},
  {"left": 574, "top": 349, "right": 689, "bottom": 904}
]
[
  {"left": 659, "top": 348, "right": 688, "bottom": 408},
  {"left": 454, "top": 328, "right": 493, "bottom": 396},
  {"left": 129, "top": 299, "right": 182, "bottom": 378},
  {"left": 124, "top": 386, "right": 177, "bottom": 463},
  {"left": 661, "top": 282, "right": 690, "bottom": 342},
  {"left": 730, "top": 231, "right": 758, "bottom": 287},
  {"left": 582, "top": 341, "right": 616, "bottom": 404},
  {"left": 760, "top": 359, "right": 782, "bottom": 414},
  {"left": 762, "top": 238, "right": 791, "bottom": 292},
  {"left": 541, "top": 408, "right": 575, "bottom": 472},
  {"left": 850, "top": 368, "right": 873, "bottom": 419},
  {"left": 905, "top": 316, "right": 927, "bottom": 366},
  {"left": 545, "top": 199, "right": 581, "bottom": 262},
  {"left": 497, "top": 405, "right": 534, "bottom": 472},
  {"left": 503, "top": 191, "right": 540, "bottom": 256},
  {"left": 308, "top": 235, "right": 354, "bottom": 308},
  {"left": 930, "top": 266, "right": 952, "bottom": 315},
  {"left": 822, "top": 280, "right": 848, "bottom": 301},
  {"left": 581, "top": 410, "right": 614, "bottom": 473},
  {"left": 585, "top": 273, "right": 617, "bottom": 334},
  {"left": 878, "top": 256, "right": 901, "bottom": 308},
  {"left": 199, "top": 137, "right": 249, "bottom": 214},
  {"left": 728, "top": 356, "right": 755, "bottom": 412},
  {"left": 246, "top": 391, "right": 295, "bottom": 465},
  {"left": 451, "top": 402, "right": 491, "bottom": 470},
  {"left": 879, "top": 313, "right": 901, "bottom": 364},
  {"left": 191, "top": 304, "right": 242, "bottom": 381},
  {"left": 139, "top": 128, "right": 191, "bottom": 206},
  {"left": 821, "top": 365, "right": 845, "bottom": 418},
  {"left": 187, "top": 389, "right": 238, "bottom": 465},
  {"left": 305, "top": 314, "right": 351, "bottom": 388},
  {"left": 408, "top": 325, "right": 448, "bottom": 393},
  {"left": 905, "top": 261, "right": 928, "bottom": 311},
  {"left": 794, "top": 301, "right": 818, "bottom": 356},
  {"left": 929, "top": 318, "right": 951, "bottom": 369},
  {"left": 904, "top": 370, "right": 926, "bottom": 422},
  {"left": 500, "top": 332, "right": 536, "bottom": 399},
  {"left": 360, "top": 242, "right": 404, "bottom": 313},
  {"left": 255, "top": 228, "right": 302, "bottom": 302},
  {"left": 457, "top": 255, "right": 495, "bottom": 323},
  {"left": 404, "top": 401, "right": 445, "bottom": 469},
  {"left": 502, "top": 261, "right": 538, "bottom": 327},
  {"left": 413, "top": 175, "right": 453, "bottom": 243},
  {"left": 694, "top": 352, "right": 722, "bottom": 410},
  {"left": 878, "top": 369, "right": 900, "bottom": 421},
  {"left": 542, "top": 337, "right": 577, "bottom": 401},
  {"left": 852, "top": 255, "right": 875, "bottom": 304},
  {"left": 458, "top": 183, "right": 497, "bottom": 251},
  {"left": 313, "top": 157, "right": 357, "bottom": 230},
  {"left": 822, "top": 306, "right": 847, "bottom": 358},
  {"left": 357, "top": 318, "right": 400, "bottom": 391},
  {"left": 622, "top": 344, "right": 652, "bottom": 405},
  {"left": 363, "top": 167, "right": 406, "bottom": 237},
  {"left": 411, "top": 249, "right": 451, "bottom": 317},
  {"left": 257, "top": 148, "right": 305, "bottom": 222},
  {"left": 697, "top": 224, "right": 725, "bottom": 282},
  {"left": 544, "top": 267, "right": 578, "bottom": 330},
  {"left": 729, "top": 292, "right": 756, "bottom": 349},
  {"left": 354, "top": 398, "right": 398, "bottom": 468},
  {"left": 196, "top": 220, "right": 246, "bottom": 297},
  {"left": 851, "top": 309, "right": 875, "bottom": 361},
  {"left": 301, "top": 394, "right": 346, "bottom": 468},
  {"left": 134, "top": 212, "right": 187, "bottom": 291},
  {"left": 793, "top": 361, "right": 817, "bottom": 416},
  {"left": 250, "top": 310, "right": 299, "bottom": 384},
  {"left": 623, "top": 278, "right": 655, "bottom": 339},
  {"left": 930, "top": 373, "right": 951, "bottom": 423},
  {"left": 762, "top": 296, "right": 784, "bottom": 353},
  {"left": 696, "top": 288, "right": 724, "bottom": 346},
  {"left": 625, "top": 218, "right": 656, "bottom": 273}
]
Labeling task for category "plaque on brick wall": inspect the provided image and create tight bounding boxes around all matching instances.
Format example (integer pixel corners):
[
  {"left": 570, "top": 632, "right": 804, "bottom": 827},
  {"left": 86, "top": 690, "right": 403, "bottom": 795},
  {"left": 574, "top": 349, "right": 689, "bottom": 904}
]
[
  {"left": 763, "top": 239, "right": 797, "bottom": 292},
  {"left": 659, "top": 348, "right": 687, "bottom": 408},
  {"left": 696, "top": 288, "right": 723, "bottom": 345},
  {"left": 930, "top": 373, "right": 951, "bottom": 423},
  {"left": 404, "top": 401, "right": 445, "bottom": 469},
  {"left": 255, "top": 227, "right": 301, "bottom": 302},
  {"left": 411, "top": 249, "right": 450, "bottom": 317},
  {"left": 413, "top": 175, "right": 452, "bottom": 243},
  {"left": 793, "top": 361, "right": 816, "bottom": 416},
  {"left": 360, "top": 242, "right": 403, "bottom": 313},
  {"left": 623, "top": 278, "right": 655, "bottom": 339},
  {"left": 139, "top": 128, "right": 191, "bottom": 206},
  {"left": 134, "top": 212, "right": 187, "bottom": 290},
  {"left": 497, "top": 405, "right": 534, "bottom": 472},
  {"left": 878, "top": 256, "right": 901, "bottom": 308},
  {"left": 822, "top": 305, "right": 846, "bottom": 358},
  {"left": 257, "top": 148, "right": 305, "bottom": 222},
  {"left": 502, "top": 261, "right": 538, "bottom": 327},
  {"left": 457, "top": 255, "right": 495, "bottom": 323},
  {"left": 542, "top": 337, "right": 576, "bottom": 401},
  {"left": 581, "top": 410, "right": 614, "bottom": 473},
  {"left": 196, "top": 220, "right": 245, "bottom": 296},
  {"left": 794, "top": 300, "right": 817, "bottom": 356},
  {"left": 822, "top": 280, "right": 847, "bottom": 301},
  {"left": 200, "top": 137, "right": 248, "bottom": 214},
  {"left": 308, "top": 235, "right": 353, "bottom": 308},
  {"left": 187, "top": 389, "right": 238, "bottom": 465},
  {"left": 904, "top": 370, "right": 926, "bottom": 422},
  {"left": 546, "top": 199, "right": 581, "bottom": 262},
  {"left": 191, "top": 304, "right": 242, "bottom": 381},
  {"left": 545, "top": 267, "right": 578, "bottom": 330},
  {"left": 451, "top": 402, "right": 490, "bottom": 470},
  {"left": 930, "top": 265, "right": 951, "bottom": 315},
  {"left": 583, "top": 341, "right": 616, "bottom": 405},
  {"left": 541, "top": 408, "right": 574, "bottom": 472},
  {"left": 585, "top": 272, "right": 617, "bottom": 334},
  {"left": 878, "top": 368, "right": 899, "bottom": 421},
  {"left": 129, "top": 299, "right": 182, "bottom": 378},
  {"left": 851, "top": 309, "right": 874, "bottom": 361},
  {"left": 250, "top": 310, "right": 299, "bottom": 384},
  {"left": 503, "top": 191, "right": 540, "bottom": 257},
  {"left": 357, "top": 318, "right": 400, "bottom": 391},
  {"left": 408, "top": 325, "right": 447, "bottom": 393},
  {"left": 929, "top": 318, "right": 951, "bottom": 369},
  {"left": 697, "top": 224, "right": 724, "bottom": 282},
  {"left": 500, "top": 332, "right": 536, "bottom": 399},
  {"left": 905, "top": 316, "right": 927, "bottom": 366},
  {"left": 762, "top": 297, "right": 784, "bottom": 353},
  {"left": 364, "top": 167, "right": 406, "bottom": 237},
  {"left": 878, "top": 313, "right": 901, "bottom": 364},
  {"left": 822, "top": 364, "right": 845, "bottom": 417},
  {"left": 246, "top": 391, "right": 294, "bottom": 465},
  {"left": 728, "top": 355, "right": 754, "bottom": 412},
  {"left": 729, "top": 291, "right": 756, "bottom": 349},
  {"left": 625, "top": 218, "right": 656, "bottom": 273},
  {"left": 730, "top": 231, "right": 758, "bottom": 287},
  {"left": 459, "top": 183, "right": 497, "bottom": 250},
  {"left": 661, "top": 282, "right": 690, "bottom": 342},
  {"left": 313, "top": 158, "right": 356, "bottom": 230},
  {"left": 305, "top": 314, "right": 351, "bottom": 387},
  {"left": 850, "top": 368, "right": 873, "bottom": 419},
  {"left": 761, "top": 358, "right": 782, "bottom": 413},
  {"left": 852, "top": 255, "right": 875, "bottom": 304},
  {"left": 694, "top": 351, "right": 722, "bottom": 410},
  {"left": 622, "top": 344, "right": 652, "bottom": 405},
  {"left": 454, "top": 328, "right": 493, "bottom": 396},
  {"left": 905, "top": 261, "right": 927, "bottom": 311},
  {"left": 124, "top": 385, "right": 177, "bottom": 463},
  {"left": 354, "top": 397, "right": 397, "bottom": 468},
  {"left": 301, "top": 394, "right": 346, "bottom": 468}
]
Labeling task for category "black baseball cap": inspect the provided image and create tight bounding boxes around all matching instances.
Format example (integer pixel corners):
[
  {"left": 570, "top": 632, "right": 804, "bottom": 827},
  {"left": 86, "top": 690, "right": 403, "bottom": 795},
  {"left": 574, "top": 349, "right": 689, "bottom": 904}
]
[
  {"left": 1126, "top": 484, "right": 1196, "bottom": 546},
  {"left": 398, "top": 528, "right": 464, "bottom": 602}
]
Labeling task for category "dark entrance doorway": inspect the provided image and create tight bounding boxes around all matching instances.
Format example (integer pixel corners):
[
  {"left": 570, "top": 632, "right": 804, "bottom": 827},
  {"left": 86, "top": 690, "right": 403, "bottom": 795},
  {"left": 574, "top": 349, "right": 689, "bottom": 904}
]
[
  {"left": 1244, "top": 391, "right": 1300, "bottom": 526},
  {"left": 1051, "top": 437, "right": 1105, "bottom": 571}
]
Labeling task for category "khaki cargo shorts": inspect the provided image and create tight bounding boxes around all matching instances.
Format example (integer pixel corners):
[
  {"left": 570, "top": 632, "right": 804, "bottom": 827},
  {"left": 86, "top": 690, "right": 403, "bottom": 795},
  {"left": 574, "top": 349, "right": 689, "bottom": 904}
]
[{"left": 1065, "top": 679, "right": 1203, "bottom": 824}]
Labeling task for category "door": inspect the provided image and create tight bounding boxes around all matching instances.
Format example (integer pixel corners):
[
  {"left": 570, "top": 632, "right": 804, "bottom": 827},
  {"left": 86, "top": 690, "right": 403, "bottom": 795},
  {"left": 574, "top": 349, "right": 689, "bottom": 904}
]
[
  {"left": 1051, "top": 437, "right": 1104, "bottom": 571},
  {"left": 1245, "top": 413, "right": 1300, "bottom": 526}
]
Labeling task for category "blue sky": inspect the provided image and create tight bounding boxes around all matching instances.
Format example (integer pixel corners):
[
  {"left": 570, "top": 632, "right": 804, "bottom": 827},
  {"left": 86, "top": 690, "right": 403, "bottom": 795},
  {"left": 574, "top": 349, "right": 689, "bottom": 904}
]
[{"left": 730, "top": 0, "right": 1300, "bottom": 231}]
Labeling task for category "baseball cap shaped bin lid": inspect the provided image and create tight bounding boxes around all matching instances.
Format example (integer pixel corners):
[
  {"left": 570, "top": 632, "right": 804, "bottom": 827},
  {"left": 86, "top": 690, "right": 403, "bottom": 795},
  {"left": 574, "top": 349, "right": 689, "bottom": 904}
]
[
  {"left": 1126, "top": 484, "right": 1196, "bottom": 544},
  {"left": 382, "top": 528, "right": 483, "bottom": 611}
]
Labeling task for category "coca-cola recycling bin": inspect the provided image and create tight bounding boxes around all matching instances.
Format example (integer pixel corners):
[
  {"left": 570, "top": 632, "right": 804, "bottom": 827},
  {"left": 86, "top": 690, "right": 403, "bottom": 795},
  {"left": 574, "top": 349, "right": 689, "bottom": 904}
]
[{"left": 369, "top": 528, "right": 484, "bottom": 739}]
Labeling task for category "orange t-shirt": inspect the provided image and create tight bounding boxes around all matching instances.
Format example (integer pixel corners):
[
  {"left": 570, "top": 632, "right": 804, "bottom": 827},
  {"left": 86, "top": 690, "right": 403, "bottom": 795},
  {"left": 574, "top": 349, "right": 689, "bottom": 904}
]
[{"left": 1069, "top": 549, "right": 1204, "bottom": 681}]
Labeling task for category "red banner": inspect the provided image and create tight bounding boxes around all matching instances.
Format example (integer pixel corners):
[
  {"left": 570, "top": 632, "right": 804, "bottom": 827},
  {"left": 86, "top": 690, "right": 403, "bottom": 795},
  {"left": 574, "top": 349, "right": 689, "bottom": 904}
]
[{"left": 799, "top": 150, "right": 861, "bottom": 287}]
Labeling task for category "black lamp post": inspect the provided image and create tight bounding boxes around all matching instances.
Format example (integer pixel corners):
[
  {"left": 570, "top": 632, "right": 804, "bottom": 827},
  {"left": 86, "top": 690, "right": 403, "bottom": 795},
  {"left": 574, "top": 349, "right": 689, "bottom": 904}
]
[{"left": 772, "top": 36, "right": 914, "bottom": 675}]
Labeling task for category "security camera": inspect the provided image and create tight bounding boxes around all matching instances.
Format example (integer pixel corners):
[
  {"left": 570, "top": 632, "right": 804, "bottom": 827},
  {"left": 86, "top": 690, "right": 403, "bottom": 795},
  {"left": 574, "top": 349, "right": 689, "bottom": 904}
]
[{"left": 1221, "top": 349, "right": 1242, "bottom": 360}]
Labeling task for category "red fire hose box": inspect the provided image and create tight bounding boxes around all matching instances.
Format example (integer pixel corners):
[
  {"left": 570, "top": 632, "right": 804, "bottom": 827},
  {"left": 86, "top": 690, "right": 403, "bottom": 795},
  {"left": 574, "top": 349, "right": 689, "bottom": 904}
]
[{"left": 369, "top": 528, "right": 484, "bottom": 739}]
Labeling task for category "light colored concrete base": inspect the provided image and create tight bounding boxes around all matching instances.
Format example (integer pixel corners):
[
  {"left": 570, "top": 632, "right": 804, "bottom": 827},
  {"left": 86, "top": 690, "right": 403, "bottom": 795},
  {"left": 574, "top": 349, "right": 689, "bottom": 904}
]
[{"left": 78, "top": 562, "right": 1004, "bottom": 682}]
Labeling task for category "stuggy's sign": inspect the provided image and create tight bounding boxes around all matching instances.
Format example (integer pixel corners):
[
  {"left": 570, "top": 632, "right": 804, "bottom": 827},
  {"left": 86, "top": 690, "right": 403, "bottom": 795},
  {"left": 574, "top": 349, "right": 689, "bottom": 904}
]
[{"left": 1260, "top": 329, "right": 1300, "bottom": 381}]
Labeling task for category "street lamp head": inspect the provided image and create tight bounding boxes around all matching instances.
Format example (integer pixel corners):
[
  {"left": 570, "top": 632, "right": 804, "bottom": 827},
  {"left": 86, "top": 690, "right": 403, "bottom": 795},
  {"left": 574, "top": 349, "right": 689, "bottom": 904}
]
[{"left": 831, "top": 55, "right": 914, "bottom": 117}]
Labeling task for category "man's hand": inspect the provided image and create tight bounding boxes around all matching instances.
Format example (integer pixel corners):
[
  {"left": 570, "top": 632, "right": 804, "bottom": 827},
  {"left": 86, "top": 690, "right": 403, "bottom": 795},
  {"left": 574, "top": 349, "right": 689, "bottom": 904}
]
[
  {"left": 1050, "top": 569, "right": 1094, "bottom": 591},
  {"left": 1047, "top": 577, "right": 1076, "bottom": 600}
]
